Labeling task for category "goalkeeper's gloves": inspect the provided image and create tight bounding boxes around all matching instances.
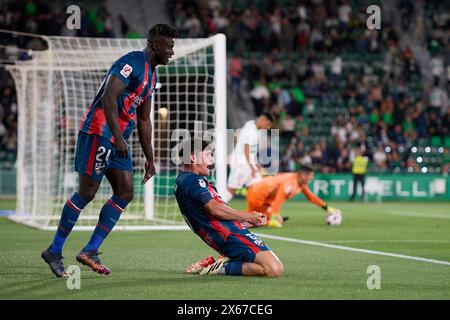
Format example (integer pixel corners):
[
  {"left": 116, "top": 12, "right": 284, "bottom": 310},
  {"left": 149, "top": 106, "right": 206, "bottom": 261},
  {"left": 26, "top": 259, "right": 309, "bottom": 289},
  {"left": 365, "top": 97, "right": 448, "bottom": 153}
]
[{"left": 322, "top": 204, "right": 341, "bottom": 215}]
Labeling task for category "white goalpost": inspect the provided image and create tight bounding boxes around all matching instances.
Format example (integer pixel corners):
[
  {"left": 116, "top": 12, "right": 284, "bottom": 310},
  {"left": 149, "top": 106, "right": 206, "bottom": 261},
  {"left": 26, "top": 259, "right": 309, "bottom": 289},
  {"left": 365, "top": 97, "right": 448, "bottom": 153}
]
[{"left": 6, "top": 33, "right": 227, "bottom": 230}]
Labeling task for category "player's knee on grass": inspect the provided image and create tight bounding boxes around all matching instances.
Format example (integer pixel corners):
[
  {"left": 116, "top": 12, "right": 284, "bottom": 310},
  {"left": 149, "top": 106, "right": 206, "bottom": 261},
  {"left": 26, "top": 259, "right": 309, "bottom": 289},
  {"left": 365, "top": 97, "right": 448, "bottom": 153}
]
[
  {"left": 263, "top": 260, "right": 284, "bottom": 277},
  {"left": 255, "top": 251, "right": 284, "bottom": 277}
]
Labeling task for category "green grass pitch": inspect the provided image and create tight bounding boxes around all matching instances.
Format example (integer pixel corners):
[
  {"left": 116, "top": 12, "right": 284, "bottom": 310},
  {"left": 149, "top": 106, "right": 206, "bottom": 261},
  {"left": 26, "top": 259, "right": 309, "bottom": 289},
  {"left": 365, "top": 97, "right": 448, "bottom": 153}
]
[{"left": 0, "top": 199, "right": 449, "bottom": 299}]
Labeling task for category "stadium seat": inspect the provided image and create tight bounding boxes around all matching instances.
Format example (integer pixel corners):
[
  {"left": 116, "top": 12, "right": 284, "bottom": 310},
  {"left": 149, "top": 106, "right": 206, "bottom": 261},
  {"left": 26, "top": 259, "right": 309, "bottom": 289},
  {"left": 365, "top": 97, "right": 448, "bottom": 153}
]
[{"left": 431, "top": 136, "right": 442, "bottom": 148}]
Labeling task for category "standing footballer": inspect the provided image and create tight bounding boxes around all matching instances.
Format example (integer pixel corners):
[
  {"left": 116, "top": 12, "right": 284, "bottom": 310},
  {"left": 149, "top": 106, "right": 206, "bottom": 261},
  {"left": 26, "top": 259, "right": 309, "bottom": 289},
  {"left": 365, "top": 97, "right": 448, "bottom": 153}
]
[{"left": 41, "top": 24, "right": 179, "bottom": 277}]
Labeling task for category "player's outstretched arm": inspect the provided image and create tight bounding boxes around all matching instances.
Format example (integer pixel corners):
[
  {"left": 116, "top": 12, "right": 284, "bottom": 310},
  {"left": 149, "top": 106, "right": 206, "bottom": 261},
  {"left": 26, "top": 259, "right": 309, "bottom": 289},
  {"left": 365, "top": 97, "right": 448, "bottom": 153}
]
[
  {"left": 102, "top": 74, "right": 128, "bottom": 157},
  {"left": 303, "top": 186, "right": 327, "bottom": 208},
  {"left": 204, "top": 200, "right": 266, "bottom": 226},
  {"left": 137, "top": 98, "right": 155, "bottom": 183},
  {"left": 303, "top": 186, "right": 341, "bottom": 215}
]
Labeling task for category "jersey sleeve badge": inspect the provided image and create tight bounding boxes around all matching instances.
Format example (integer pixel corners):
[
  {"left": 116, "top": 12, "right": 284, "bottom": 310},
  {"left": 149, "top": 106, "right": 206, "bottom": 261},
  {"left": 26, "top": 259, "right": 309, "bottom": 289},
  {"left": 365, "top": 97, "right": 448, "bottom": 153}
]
[{"left": 120, "top": 64, "right": 133, "bottom": 78}]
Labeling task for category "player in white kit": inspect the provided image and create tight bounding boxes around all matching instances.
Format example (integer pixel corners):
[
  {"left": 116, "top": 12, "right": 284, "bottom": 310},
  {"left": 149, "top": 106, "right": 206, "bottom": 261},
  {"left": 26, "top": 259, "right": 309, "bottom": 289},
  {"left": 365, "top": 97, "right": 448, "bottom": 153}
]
[{"left": 225, "top": 113, "right": 276, "bottom": 202}]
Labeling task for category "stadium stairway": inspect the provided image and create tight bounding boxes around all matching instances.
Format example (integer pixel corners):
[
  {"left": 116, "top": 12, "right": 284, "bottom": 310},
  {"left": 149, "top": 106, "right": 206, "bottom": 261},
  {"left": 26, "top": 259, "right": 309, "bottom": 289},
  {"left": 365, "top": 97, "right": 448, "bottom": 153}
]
[
  {"left": 106, "top": 0, "right": 171, "bottom": 37},
  {"left": 227, "top": 77, "right": 257, "bottom": 129},
  {"left": 385, "top": 0, "right": 433, "bottom": 84}
]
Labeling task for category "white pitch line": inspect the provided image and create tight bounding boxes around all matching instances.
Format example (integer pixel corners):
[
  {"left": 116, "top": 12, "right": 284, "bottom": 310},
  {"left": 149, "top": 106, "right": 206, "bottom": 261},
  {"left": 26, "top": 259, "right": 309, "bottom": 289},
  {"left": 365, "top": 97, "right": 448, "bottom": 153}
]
[
  {"left": 322, "top": 240, "right": 450, "bottom": 244},
  {"left": 390, "top": 211, "right": 450, "bottom": 220},
  {"left": 255, "top": 233, "right": 450, "bottom": 267}
]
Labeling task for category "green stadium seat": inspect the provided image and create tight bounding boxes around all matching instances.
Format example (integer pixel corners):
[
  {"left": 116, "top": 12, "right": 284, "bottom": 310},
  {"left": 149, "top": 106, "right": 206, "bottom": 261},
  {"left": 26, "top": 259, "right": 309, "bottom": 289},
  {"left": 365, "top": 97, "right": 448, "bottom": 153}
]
[
  {"left": 431, "top": 136, "right": 442, "bottom": 148},
  {"left": 444, "top": 137, "right": 450, "bottom": 148}
]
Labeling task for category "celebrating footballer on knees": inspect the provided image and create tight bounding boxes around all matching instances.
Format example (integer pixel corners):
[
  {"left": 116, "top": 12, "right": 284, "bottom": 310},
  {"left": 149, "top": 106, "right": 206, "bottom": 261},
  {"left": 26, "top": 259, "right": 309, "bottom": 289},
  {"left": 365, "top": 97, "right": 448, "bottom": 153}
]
[
  {"left": 174, "top": 139, "right": 284, "bottom": 277},
  {"left": 246, "top": 164, "right": 342, "bottom": 228},
  {"left": 41, "top": 24, "right": 179, "bottom": 278}
]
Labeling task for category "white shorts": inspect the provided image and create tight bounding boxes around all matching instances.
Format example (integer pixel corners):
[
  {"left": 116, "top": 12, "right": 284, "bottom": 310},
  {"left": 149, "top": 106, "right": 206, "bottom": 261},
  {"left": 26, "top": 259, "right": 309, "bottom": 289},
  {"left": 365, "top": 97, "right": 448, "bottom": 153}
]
[{"left": 227, "top": 164, "right": 262, "bottom": 189}]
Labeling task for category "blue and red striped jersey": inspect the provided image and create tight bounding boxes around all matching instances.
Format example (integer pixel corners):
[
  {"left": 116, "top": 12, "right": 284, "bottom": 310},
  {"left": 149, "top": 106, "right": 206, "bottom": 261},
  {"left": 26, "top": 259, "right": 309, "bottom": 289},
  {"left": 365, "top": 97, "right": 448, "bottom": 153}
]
[
  {"left": 174, "top": 172, "right": 247, "bottom": 252},
  {"left": 79, "top": 49, "right": 157, "bottom": 142}
]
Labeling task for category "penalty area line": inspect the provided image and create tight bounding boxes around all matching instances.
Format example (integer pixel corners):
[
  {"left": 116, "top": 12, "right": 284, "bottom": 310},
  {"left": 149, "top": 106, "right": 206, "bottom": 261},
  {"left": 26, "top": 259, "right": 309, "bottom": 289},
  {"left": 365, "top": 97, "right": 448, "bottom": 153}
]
[{"left": 255, "top": 233, "right": 450, "bottom": 267}]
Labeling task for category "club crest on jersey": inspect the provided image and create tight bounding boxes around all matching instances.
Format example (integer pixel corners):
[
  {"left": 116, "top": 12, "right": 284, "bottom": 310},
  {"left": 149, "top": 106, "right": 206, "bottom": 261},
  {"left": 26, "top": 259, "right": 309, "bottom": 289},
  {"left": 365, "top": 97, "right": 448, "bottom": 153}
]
[
  {"left": 120, "top": 64, "right": 133, "bottom": 78},
  {"left": 199, "top": 179, "right": 206, "bottom": 188},
  {"left": 95, "top": 162, "right": 105, "bottom": 174}
]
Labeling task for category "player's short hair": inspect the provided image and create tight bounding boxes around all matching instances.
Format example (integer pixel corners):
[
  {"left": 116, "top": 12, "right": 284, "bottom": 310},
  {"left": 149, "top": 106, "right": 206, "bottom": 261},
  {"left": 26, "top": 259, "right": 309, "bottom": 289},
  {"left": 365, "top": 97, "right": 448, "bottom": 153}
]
[
  {"left": 177, "top": 138, "right": 213, "bottom": 164},
  {"left": 260, "top": 112, "right": 277, "bottom": 123},
  {"left": 147, "top": 24, "right": 179, "bottom": 42},
  {"left": 298, "top": 164, "right": 314, "bottom": 174}
]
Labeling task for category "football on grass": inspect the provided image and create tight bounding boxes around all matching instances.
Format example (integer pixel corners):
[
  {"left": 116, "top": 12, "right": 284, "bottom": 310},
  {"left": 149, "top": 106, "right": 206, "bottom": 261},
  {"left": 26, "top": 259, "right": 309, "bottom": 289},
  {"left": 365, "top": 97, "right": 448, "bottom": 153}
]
[{"left": 326, "top": 213, "right": 342, "bottom": 226}]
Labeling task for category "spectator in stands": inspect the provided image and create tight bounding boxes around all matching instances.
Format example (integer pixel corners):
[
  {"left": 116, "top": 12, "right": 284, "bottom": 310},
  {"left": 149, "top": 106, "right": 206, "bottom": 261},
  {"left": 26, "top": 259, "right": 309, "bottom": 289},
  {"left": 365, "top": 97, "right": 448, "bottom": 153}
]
[
  {"left": 230, "top": 53, "right": 243, "bottom": 96},
  {"left": 402, "top": 114, "right": 416, "bottom": 138},
  {"left": 330, "top": 52, "right": 342, "bottom": 84},
  {"left": 406, "top": 156, "right": 420, "bottom": 173},
  {"left": 398, "top": 0, "right": 414, "bottom": 32},
  {"left": 185, "top": 10, "right": 203, "bottom": 38},
  {"left": 412, "top": 100, "right": 427, "bottom": 138},
  {"left": 250, "top": 77, "right": 270, "bottom": 116},
  {"left": 295, "top": 114, "right": 309, "bottom": 138},
  {"left": 280, "top": 114, "right": 296, "bottom": 141},
  {"left": 427, "top": 112, "right": 442, "bottom": 138},
  {"left": 442, "top": 108, "right": 450, "bottom": 137},
  {"left": 373, "top": 146, "right": 387, "bottom": 171},
  {"left": 429, "top": 82, "right": 448, "bottom": 116},
  {"left": 310, "top": 143, "right": 323, "bottom": 165},
  {"left": 442, "top": 149, "right": 450, "bottom": 174},
  {"left": 391, "top": 124, "right": 406, "bottom": 145},
  {"left": 299, "top": 150, "right": 312, "bottom": 166},
  {"left": 281, "top": 141, "right": 297, "bottom": 172},
  {"left": 336, "top": 145, "right": 351, "bottom": 172},
  {"left": 338, "top": 0, "right": 352, "bottom": 31},
  {"left": 118, "top": 14, "right": 129, "bottom": 37}
]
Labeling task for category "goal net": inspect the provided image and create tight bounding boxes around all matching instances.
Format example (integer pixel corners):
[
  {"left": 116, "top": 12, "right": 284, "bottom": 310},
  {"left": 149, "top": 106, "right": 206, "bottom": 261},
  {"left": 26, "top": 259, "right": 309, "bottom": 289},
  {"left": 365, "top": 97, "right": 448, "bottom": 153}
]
[{"left": 7, "top": 34, "right": 227, "bottom": 230}]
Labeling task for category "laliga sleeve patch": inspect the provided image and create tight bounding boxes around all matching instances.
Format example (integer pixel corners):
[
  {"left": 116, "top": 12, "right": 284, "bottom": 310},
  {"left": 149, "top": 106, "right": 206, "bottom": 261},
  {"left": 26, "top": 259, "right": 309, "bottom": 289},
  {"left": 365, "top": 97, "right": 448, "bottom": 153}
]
[
  {"left": 198, "top": 179, "right": 206, "bottom": 188},
  {"left": 120, "top": 64, "right": 133, "bottom": 78}
]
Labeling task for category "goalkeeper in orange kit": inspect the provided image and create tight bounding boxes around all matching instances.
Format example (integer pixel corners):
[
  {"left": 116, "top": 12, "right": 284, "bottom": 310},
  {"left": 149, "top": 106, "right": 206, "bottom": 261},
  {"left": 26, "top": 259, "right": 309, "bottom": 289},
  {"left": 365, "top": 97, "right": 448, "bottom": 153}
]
[{"left": 246, "top": 164, "right": 342, "bottom": 227}]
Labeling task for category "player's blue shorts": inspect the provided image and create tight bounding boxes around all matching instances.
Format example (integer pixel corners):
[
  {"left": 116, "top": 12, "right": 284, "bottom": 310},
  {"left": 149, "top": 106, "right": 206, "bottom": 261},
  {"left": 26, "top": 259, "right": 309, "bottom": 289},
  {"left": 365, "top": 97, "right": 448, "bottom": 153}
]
[
  {"left": 75, "top": 132, "right": 132, "bottom": 181},
  {"left": 220, "top": 231, "right": 271, "bottom": 263}
]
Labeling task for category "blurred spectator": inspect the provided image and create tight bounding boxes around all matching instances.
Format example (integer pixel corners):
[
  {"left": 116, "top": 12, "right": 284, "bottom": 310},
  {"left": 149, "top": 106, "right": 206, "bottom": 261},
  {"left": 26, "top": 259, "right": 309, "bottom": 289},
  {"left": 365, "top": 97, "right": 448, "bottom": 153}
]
[
  {"left": 430, "top": 54, "right": 444, "bottom": 84},
  {"left": 330, "top": 53, "right": 343, "bottom": 84},
  {"left": 429, "top": 83, "right": 448, "bottom": 116},
  {"left": 184, "top": 10, "right": 203, "bottom": 38},
  {"left": 338, "top": 0, "right": 352, "bottom": 31},
  {"left": 118, "top": 14, "right": 129, "bottom": 37},
  {"left": 250, "top": 77, "right": 270, "bottom": 116},
  {"left": 230, "top": 54, "right": 243, "bottom": 96},
  {"left": 373, "top": 147, "right": 387, "bottom": 170}
]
